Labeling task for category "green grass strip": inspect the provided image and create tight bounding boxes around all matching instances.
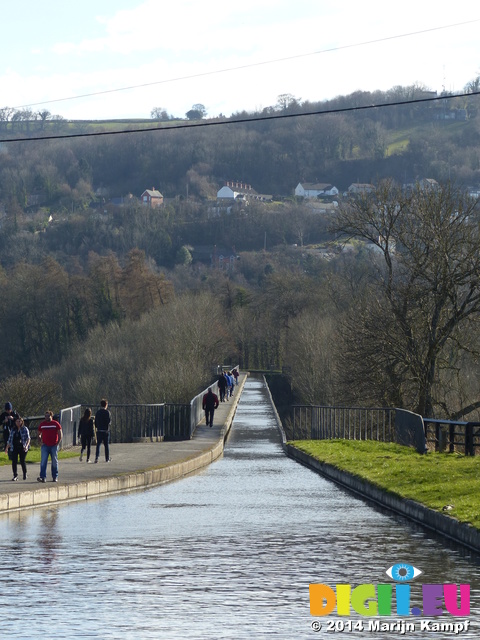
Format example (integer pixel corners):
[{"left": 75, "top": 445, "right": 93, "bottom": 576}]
[
  {"left": 0, "top": 446, "right": 80, "bottom": 467},
  {"left": 289, "top": 440, "right": 480, "bottom": 530}
]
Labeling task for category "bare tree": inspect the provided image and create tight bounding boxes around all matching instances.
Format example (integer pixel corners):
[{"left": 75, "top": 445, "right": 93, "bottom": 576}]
[
  {"left": 284, "top": 311, "right": 337, "bottom": 405},
  {"left": 0, "top": 106, "right": 14, "bottom": 131},
  {"left": 275, "top": 94, "right": 301, "bottom": 111},
  {"left": 333, "top": 180, "right": 480, "bottom": 418},
  {"left": 37, "top": 109, "right": 51, "bottom": 130},
  {"left": 150, "top": 107, "right": 170, "bottom": 120},
  {"left": 464, "top": 75, "right": 480, "bottom": 94}
]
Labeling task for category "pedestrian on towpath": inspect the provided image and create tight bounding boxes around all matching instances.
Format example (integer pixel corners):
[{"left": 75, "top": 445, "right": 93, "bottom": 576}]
[
  {"left": 1, "top": 402, "right": 17, "bottom": 451},
  {"left": 232, "top": 368, "right": 239, "bottom": 386},
  {"left": 217, "top": 371, "right": 227, "bottom": 402},
  {"left": 5, "top": 415, "right": 30, "bottom": 481},
  {"left": 226, "top": 371, "right": 234, "bottom": 398},
  {"left": 78, "top": 407, "right": 95, "bottom": 463},
  {"left": 202, "top": 388, "right": 219, "bottom": 428},
  {"left": 37, "top": 410, "right": 62, "bottom": 483},
  {"left": 94, "top": 399, "right": 112, "bottom": 463}
]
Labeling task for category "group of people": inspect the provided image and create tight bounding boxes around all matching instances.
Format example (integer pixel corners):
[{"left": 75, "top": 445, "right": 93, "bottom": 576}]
[
  {"left": 2, "top": 398, "right": 112, "bottom": 484},
  {"left": 202, "top": 368, "right": 240, "bottom": 429},
  {"left": 77, "top": 399, "right": 112, "bottom": 464},
  {"left": 2, "top": 402, "right": 30, "bottom": 481},
  {"left": 216, "top": 369, "right": 238, "bottom": 403},
  {"left": 2, "top": 402, "right": 64, "bottom": 483},
  {"left": 4, "top": 374, "right": 241, "bottom": 483}
]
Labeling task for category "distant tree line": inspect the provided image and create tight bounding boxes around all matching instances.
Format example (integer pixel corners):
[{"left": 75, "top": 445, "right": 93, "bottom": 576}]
[{"left": 1, "top": 84, "right": 480, "bottom": 208}]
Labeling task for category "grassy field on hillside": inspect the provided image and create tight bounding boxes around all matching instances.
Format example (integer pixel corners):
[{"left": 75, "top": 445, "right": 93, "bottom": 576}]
[
  {"left": 290, "top": 439, "right": 480, "bottom": 529},
  {"left": 385, "top": 120, "right": 474, "bottom": 156}
]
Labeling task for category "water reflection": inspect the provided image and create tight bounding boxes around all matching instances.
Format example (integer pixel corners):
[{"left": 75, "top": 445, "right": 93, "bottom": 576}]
[{"left": 0, "top": 377, "right": 479, "bottom": 639}]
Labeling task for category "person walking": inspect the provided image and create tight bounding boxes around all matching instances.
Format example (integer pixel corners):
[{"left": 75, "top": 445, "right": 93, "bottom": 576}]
[
  {"left": 78, "top": 408, "right": 95, "bottom": 463},
  {"left": 232, "top": 368, "right": 239, "bottom": 386},
  {"left": 37, "top": 410, "right": 62, "bottom": 483},
  {"left": 226, "top": 371, "right": 234, "bottom": 398},
  {"left": 94, "top": 399, "right": 112, "bottom": 463},
  {"left": 202, "top": 388, "right": 219, "bottom": 428},
  {"left": 5, "top": 415, "right": 30, "bottom": 481},
  {"left": 217, "top": 371, "right": 227, "bottom": 402},
  {"left": 1, "top": 402, "right": 17, "bottom": 451}
]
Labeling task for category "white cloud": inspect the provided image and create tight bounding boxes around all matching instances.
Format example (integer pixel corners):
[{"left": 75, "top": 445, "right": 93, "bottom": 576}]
[
  {"left": 49, "top": 0, "right": 328, "bottom": 58},
  {"left": 2, "top": 0, "right": 479, "bottom": 119}
]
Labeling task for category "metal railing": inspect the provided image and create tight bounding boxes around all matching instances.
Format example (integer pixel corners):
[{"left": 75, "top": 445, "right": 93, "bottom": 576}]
[
  {"left": 24, "top": 412, "right": 76, "bottom": 451},
  {"left": 27, "top": 367, "right": 239, "bottom": 449},
  {"left": 78, "top": 403, "right": 175, "bottom": 443},
  {"left": 423, "top": 418, "right": 480, "bottom": 456},
  {"left": 286, "top": 405, "right": 480, "bottom": 456},
  {"left": 288, "top": 405, "right": 396, "bottom": 443},
  {"left": 164, "top": 403, "right": 191, "bottom": 440}
]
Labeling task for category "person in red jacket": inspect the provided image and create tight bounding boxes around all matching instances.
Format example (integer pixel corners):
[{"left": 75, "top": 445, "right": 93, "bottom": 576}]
[
  {"left": 202, "top": 388, "right": 219, "bottom": 428},
  {"left": 37, "top": 410, "right": 63, "bottom": 483}
]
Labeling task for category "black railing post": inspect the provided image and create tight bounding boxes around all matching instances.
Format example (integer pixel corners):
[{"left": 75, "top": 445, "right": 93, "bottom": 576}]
[
  {"left": 449, "top": 424, "right": 455, "bottom": 453},
  {"left": 465, "top": 422, "right": 474, "bottom": 456}
]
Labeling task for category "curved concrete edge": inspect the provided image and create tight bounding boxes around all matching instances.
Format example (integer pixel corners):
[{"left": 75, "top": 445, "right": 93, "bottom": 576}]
[
  {"left": 0, "top": 375, "right": 248, "bottom": 514},
  {"left": 283, "top": 443, "right": 480, "bottom": 555},
  {"left": 263, "top": 374, "right": 287, "bottom": 444}
]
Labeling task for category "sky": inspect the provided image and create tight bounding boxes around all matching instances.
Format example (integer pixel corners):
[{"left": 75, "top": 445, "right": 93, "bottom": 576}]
[{"left": 2, "top": 0, "right": 479, "bottom": 121}]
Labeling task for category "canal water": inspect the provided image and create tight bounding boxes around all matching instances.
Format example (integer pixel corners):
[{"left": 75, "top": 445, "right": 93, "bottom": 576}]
[{"left": 0, "top": 377, "right": 479, "bottom": 639}]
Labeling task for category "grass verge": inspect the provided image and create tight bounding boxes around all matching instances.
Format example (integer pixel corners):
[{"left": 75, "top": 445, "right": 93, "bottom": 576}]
[
  {"left": 289, "top": 439, "right": 480, "bottom": 530},
  {"left": 0, "top": 446, "right": 80, "bottom": 467}
]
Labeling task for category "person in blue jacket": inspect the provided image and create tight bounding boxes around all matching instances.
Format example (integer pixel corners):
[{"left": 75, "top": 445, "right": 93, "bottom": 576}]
[
  {"left": 226, "top": 372, "right": 234, "bottom": 398},
  {"left": 5, "top": 415, "right": 30, "bottom": 481}
]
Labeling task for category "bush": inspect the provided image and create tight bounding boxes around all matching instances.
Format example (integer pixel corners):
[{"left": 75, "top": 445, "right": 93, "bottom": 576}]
[{"left": 0, "top": 373, "right": 63, "bottom": 417}]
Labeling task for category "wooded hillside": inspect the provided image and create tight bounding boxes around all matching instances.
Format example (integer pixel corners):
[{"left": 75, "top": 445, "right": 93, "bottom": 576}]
[
  {"left": 1, "top": 86, "right": 480, "bottom": 205},
  {"left": 1, "top": 85, "right": 480, "bottom": 421}
]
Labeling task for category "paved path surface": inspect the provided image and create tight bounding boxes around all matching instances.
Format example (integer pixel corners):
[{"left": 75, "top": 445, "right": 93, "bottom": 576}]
[{"left": 0, "top": 375, "right": 247, "bottom": 510}]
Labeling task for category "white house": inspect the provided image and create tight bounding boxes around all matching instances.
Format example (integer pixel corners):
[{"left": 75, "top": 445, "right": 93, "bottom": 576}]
[
  {"left": 347, "top": 183, "right": 376, "bottom": 195},
  {"left": 217, "top": 185, "right": 245, "bottom": 200},
  {"left": 295, "top": 182, "right": 339, "bottom": 198},
  {"left": 217, "top": 181, "right": 272, "bottom": 202}
]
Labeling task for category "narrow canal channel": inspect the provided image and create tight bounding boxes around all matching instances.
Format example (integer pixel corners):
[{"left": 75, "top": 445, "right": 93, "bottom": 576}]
[{"left": 1, "top": 376, "right": 479, "bottom": 639}]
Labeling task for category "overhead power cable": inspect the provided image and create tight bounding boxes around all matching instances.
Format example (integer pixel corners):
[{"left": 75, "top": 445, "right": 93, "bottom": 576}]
[
  {"left": 2, "top": 90, "right": 479, "bottom": 144},
  {"left": 11, "top": 18, "right": 480, "bottom": 111}
]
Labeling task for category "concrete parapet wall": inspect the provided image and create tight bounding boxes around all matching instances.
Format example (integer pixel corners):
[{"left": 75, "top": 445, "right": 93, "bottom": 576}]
[
  {"left": 395, "top": 408, "right": 426, "bottom": 453},
  {"left": 284, "top": 443, "right": 480, "bottom": 554}
]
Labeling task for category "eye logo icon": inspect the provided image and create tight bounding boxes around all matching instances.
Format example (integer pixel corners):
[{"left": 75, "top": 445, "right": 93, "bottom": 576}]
[{"left": 386, "top": 563, "right": 422, "bottom": 582}]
